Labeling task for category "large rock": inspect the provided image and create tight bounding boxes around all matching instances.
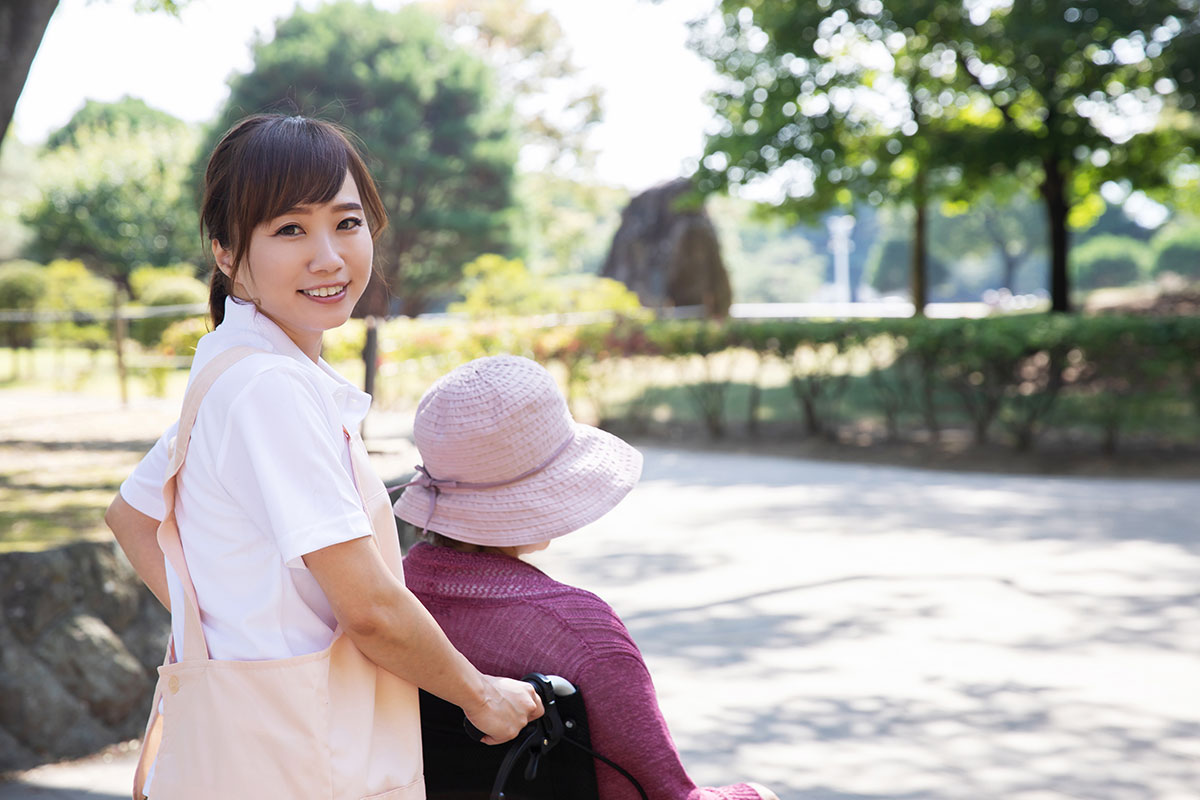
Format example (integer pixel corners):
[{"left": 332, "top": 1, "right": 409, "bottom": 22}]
[
  {"left": 0, "top": 543, "right": 169, "bottom": 765},
  {"left": 601, "top": 178, "right": 732, "bottom": 317},
  {"left": 0, "top": 548, "right": 75, "bottom": 643},
  {"left": 33, "top": 613, "right": 147, "bottom": 727},
  {"left": 65, "top": 541, "right": 142, "bottom": 633},
  {"left": 0, "top": 621, "right": 115, "bottom": 758},
  {"left": 118, "top": 593, "right": 170, "bottom": 678}
]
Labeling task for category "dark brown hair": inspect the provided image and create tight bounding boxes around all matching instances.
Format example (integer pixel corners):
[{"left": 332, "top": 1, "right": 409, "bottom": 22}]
[{"left": 200, "top": 114, "right": 388, "bottom": 326}]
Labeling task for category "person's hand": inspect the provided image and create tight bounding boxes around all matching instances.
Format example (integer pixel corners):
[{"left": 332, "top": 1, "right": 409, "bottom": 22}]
[
  {"left": 464, "top": 675, "right": 544, "bottom": 745},
  {"left": 748, "top": 782, "right": 780, "bottom": 800}
]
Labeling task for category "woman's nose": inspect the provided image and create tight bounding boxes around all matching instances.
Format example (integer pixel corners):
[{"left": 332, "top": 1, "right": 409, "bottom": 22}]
[{"left": 308, "top": 232, "right": 344, "bottom": 272}]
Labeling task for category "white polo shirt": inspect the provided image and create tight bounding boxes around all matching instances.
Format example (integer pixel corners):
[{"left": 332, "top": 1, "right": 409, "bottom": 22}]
[{"left": 120, "top": 297, "right": 375, "bottom": 661}]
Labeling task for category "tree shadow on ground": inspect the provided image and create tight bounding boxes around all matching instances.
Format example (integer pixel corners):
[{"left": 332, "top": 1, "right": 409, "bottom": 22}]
[
  {"left": 634, "top": 447, "right": 1200, "bottom": 553},
  {"left": 679, "top": 689, "right": 1200, "bottom": 799}
]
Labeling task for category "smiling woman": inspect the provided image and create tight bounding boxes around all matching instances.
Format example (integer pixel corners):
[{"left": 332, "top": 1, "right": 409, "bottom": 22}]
[
  {"left": 103, "top": 113, "right": 543, "bottom": 799},
  {"left": 213, "top": 172, "right": 373, "bottom": 361}
]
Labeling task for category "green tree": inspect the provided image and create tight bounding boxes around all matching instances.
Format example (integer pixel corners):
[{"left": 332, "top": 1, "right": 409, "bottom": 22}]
[
  {"left": 0, "top": 260, "right": 46, "bottom": 352},
  {"left": 23, "top": 109, "right": 200, "bottom": 294},
  {"left": 448, "top": 253, "right": 641, "bottom": 318},
  {"left": 40, "top": 259, "right": 112, "bottom": 351},
  {"left": 45, "top": 95, "right": 183, "bottom": 151},
  {"left": 0, "top": 131, "right": 37, "bottom": 259},
  {"left": 691, "top": 1, "right": 1200, "bottom": 313},
  {"left": 515, "top": 172, "right": 628, "bottom": 276},
  {"left": 423, "top": 0, "right": 603, "bottom": 175},
  {"left": 947, "top": 1, "right": 1200, "bottom": 312},
  {"left": 691, "top": 1, "right": 984, "bottom": 313},
  {"left": 202, "top": 2, "right": 518, "bottom": 318},
  {"left": 931, "top": 182, "right": 1047, "bottom": 292}
]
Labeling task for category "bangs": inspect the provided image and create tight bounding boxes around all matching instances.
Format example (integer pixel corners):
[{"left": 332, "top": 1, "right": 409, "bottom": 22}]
[{"left": 236, "top": 118, "right": 351, "bottom": 232}]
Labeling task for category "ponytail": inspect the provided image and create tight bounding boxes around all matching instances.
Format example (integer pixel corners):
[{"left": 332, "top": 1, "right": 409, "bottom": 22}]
[{"left": 208, "top": 266, "right": 230, "bottom": 328}]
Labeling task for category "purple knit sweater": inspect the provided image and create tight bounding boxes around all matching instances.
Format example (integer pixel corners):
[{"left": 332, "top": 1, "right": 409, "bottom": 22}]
[{"left": 403, "top": 542, "right": 761, "bottom": 800}]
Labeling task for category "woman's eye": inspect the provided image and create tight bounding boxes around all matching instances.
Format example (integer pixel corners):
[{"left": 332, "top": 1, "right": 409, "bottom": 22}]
[
  {"left": 339, "top": 216, "right": 365, "bottom": 230},
  {"left": 275, "top": 223, "right": 302, "bottom": 236}
]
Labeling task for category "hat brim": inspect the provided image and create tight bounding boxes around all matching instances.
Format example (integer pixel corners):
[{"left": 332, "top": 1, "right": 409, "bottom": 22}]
[{"left": 393, "top": 423, "right": 643, "bottom": 547}]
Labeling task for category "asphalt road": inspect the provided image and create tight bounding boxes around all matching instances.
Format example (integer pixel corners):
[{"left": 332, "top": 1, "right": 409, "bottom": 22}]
[{"left": 3, "top": 445, "right": 1198, "bottom": 799}]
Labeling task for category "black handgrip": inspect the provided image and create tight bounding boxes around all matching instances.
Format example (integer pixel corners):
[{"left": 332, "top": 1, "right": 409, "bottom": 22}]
[
  {"left": 462, "top": 673, "right": 556, "bottom": 743},
  {"left": 463, "top": 716, "right": 488, "bottom": 742}
]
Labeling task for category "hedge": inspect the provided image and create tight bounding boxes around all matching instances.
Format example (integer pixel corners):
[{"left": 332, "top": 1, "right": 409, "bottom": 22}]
[{"left": 372, "top": 313, "right": 1200, "bottom": 453}]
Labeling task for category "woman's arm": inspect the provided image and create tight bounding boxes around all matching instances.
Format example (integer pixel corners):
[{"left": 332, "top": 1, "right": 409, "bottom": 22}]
[
  {"left": 304, "top": 537, "right": 542, "bottom": 744},
  {"left": 105, "top": 493, "right": 170, "bottom": 610}
]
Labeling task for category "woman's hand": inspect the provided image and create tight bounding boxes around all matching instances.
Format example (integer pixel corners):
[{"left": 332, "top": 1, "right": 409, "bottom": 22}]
[{"left": 463, "top": 675, "right": 544, "bottom": 745}]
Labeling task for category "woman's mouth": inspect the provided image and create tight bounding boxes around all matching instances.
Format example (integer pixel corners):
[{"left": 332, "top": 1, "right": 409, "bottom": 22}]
[{"left": 300, "top": 284, "right": 348, "bottom": 301}]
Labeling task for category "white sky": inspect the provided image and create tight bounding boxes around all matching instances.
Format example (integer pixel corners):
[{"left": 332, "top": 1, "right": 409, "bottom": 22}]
[{"left": 13, "top": 0, "right": 722, "bottom": 192}]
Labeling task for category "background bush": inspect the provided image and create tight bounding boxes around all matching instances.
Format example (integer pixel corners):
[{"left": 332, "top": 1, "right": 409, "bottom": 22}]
[
  {"left": 1151, "top": 227, "right": 1200, "bottom": 281},
  {"left": 0, "top": 261, "right": 47, "bottom": 349},
  {"left": 1071, "top": 235, "right": 1149, "bottom": 290}
]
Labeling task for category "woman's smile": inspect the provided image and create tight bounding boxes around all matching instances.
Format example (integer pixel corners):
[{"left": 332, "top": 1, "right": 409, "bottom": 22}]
[{"left": 300, "top": 283, "right": 350, "bottom": 301}]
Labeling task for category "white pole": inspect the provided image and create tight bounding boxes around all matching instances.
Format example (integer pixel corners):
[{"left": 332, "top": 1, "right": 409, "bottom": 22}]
[{"left": 827, "top": 215, "right": 856, "bottom": 304}]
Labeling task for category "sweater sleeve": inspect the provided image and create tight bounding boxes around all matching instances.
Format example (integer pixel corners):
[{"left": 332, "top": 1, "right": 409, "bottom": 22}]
[{"left": 575, "top": 631, "right": 762, "bottom": 800}]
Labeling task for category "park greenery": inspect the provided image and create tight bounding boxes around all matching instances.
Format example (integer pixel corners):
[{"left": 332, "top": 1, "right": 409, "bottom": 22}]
[
  {"left": 689, "top": 0, "right": 1200, "bottom": 312},
  {"left": 1, "top": 0, "right": 1199, "bottom": 465}
]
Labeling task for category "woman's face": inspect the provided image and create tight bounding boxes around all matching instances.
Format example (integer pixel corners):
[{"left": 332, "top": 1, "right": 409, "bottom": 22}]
[{"left": 215, "top": 170, "right": 372, "bottom": 361}]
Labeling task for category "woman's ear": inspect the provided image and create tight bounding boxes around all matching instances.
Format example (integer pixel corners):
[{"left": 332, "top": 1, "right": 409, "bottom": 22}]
[{"left": 211, "top": 239, "right": 234, "bottom": 278}]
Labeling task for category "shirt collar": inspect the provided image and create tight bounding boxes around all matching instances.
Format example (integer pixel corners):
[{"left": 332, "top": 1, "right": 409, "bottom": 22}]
[{"left": 219, "top": 297, "right": 373, "bottom": 429}]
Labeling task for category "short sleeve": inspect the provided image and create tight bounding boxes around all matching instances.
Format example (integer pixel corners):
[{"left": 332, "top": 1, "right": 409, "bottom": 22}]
[
  {"left": 216, "top": 366, "right": 373, "bottom": 568},
  {"left": 119, "top": 421, "right": 176, "bottom": 521}
]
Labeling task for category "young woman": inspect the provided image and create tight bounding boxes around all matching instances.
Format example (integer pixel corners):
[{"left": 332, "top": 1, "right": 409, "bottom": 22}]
[
  {"left": 395, "top": 354, "right": 779, "bottom": 800},
  {"left": 105, "top": 114, "right": 540, "bottom": 800}
]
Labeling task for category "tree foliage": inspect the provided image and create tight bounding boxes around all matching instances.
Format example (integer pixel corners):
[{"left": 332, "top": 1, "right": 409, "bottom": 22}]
[
  {"left": 23, "top": 107, "right": 200, "bottom": 291},
  {"left": 0, "top": 260, "right": 46, "bottom": 348},
  {"left": 423, "top": 0, "right": 603, "bottom": 175},
  {"left": 203, "top": 2, "right": 518, "bottom": 316},
  {"left": 40, "top": 258, "right": 112, "bottom": 349},
  {"left": 448, "top": 253, "right": 642, "bottom": 318},
  {"left": 45, "top": 95, "right": 183, "bottom": 151},
  {"left": 690, "top": 0, "right": 1200, "bottom": 312}
]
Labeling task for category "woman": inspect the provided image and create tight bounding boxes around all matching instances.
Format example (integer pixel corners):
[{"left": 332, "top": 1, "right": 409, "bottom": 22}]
[
  {"left": 395, "top": 354, "right": 778, "bottom": 800},
  {"left": 106, "top": 114, "right": 540, "bottom": 800}
]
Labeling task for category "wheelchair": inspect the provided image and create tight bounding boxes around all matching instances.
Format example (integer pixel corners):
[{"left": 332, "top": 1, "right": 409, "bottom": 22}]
[{"left": 420, "top": 673, "right": 648, "bottom": 800}]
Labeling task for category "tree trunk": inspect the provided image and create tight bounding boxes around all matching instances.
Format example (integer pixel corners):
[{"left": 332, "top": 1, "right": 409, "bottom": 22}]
[
  {"left": 1040, "top": 156, "right": 1071, "bottom": 313},
  {"left": 0, "top": 0, "right": 59, "bottom": 146},
  {"left": 111, "top": 284, "right": 128, "bottom": 406},
  {"left": 911, "top": 168, "right": 928, "bottom": 316},
  {"left": 354, "top": 272, "right": 390, "bottom": 395}
]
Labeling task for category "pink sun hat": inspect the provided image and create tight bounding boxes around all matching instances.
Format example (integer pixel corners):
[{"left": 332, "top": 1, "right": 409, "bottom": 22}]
[{"left": 392, "top": 355, "right": 644, "bottom": 546}]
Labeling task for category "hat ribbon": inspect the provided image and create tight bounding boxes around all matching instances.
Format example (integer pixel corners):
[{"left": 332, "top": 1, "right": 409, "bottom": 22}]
[{"left": 390, "top": 432, "right": 576, "bottom": 533}]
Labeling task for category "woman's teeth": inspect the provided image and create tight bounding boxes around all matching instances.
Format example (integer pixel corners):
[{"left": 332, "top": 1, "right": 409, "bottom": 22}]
[{"left": 302, "top": 285, "right": 345, "bottom": 297}]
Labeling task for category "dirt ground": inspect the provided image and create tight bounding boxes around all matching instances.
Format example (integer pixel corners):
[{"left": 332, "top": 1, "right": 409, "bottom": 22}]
[{"left": 2, "top": 386, "right": 1197, "bottom": 552}]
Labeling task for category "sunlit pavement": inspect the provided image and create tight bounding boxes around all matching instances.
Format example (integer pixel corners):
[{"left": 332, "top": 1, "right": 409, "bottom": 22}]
[
  {"left": 3, "top": 445, "right": 1199, "bottom": 799},
  {"left": 530, "top": 448, "right": 1200, "bottom": 800}
]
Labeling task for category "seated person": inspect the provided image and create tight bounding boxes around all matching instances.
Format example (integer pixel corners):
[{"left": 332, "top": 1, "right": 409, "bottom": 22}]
[{"left": 395, "top": 354, "right": 777, "bottom": 800}]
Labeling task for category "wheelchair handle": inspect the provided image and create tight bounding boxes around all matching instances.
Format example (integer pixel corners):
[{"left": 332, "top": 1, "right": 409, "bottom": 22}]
[{"left": 463, "top": 673, "right": 575, "bottom": 742}]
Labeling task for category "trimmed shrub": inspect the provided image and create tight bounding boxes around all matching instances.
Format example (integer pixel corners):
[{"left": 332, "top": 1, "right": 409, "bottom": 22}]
[
  {"left": 130, "top": 271, "right": 207, "bottom": 348},
  {"left": 1071, "top": 235, "right": 1149, "bottom": 290},
  {"left": 1151, "top": 227, "right": 1200, "bottom": 281},
  {"left": 0, "top": 260, "right": 47, "bottom": 349}
]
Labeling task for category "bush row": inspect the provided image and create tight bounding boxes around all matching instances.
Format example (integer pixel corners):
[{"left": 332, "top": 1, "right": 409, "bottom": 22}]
[{"left": 365, "top": 313, "right": 1200, "bottom": 453}]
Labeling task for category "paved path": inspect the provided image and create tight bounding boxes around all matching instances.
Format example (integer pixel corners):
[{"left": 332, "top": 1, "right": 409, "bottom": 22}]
[{"left": 3, "top": 446, "right": 1199, "bottom": 799}]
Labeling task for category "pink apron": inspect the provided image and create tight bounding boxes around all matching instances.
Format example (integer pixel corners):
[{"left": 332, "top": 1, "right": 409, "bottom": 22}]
[{"left": 133, "top": 346, "right": 424, "bottom": 799}]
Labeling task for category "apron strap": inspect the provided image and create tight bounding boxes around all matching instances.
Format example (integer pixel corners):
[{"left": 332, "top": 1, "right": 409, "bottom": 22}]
[{"left": 158, "top": 345, "right": 263, "bottom": 663}]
